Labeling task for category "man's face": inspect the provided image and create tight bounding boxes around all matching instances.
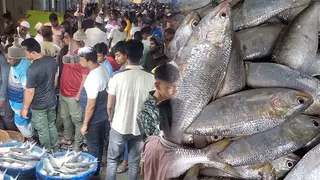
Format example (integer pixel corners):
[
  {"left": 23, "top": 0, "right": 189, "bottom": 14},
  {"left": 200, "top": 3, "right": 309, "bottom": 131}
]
[
  {"left": 51, "top": 20, "right": 59, "bottom": 27},
  {"left": 110, "top": 13, "right": 116, "bottom": 20},
  {"left": 80, "top": 57, "right": 89, "bottom": 68},
  {"left": 119, "top": 25, "right": 126, "bottom": 32},
  {"left": 149, "top": 41, "right": 157, "bottom": 53},
  {"left": 142, "top": 33, "right": 148, "bottom": 40},
  {"left": 165, "top": 32, "right": 174, "bottom": 41},
  {"left": 115, "top": 51, "right": 127, "bottom": 66},
  {"left": 19, "top": 26, "right": 29, "bottom": 38},
  {"left": 97, "top": 53, "right": 104, "bottom": 64},
  {"left": 25, "top": 51, "right": 35, "bottom": 60},
  {"left": 155, "top": 80, "right": 178, "bottom": 100},
  {"left": 5, "top": 54, "right": 20, "bottom": 66},
  {"left": 63, "top": 32, "right": 72, "bottom": 45}
]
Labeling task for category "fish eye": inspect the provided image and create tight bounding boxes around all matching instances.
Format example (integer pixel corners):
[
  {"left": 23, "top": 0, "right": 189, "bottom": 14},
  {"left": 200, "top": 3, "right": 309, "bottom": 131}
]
[
  {"left": 297, "top": 98, "right": 305, "bottom": 105},
  {"left": 192, "top": 21, "right": 198, "bottom": 27},
  {"left": 286, "top": 160, "right": 294, "bottom": 168},
  {"left": 213, "top": 136, "right": 219, "bottom": 140},
  {"left": 312, "top": 120, "right": 319, "bottom": 127},
  {"left": 221, "top": 12, "right": 227, "bottom": 17}
]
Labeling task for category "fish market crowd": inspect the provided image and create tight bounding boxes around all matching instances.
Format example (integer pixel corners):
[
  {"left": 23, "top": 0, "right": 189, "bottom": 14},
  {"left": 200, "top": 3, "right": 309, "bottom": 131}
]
[{"left": 1, "top": 0, "right": 320, "bottom": 179}]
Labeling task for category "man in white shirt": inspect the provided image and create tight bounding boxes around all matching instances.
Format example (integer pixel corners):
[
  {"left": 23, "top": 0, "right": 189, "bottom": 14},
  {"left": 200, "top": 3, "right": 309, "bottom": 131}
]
[
  {"left": 78, "top": 46, "right": 110, "bottom": 176},
  {"left": 15, "top": 21, "right": 31, "bottom": 45},
  {"left": 107, "top": 40, "right": 154, "bottom": 180},
  {"left": 34, "top": 22, "right": 43, "bottom": 44},
  {"left": 85, "top": 16, "right": 108, "bottom": 47},
  {"left": 108, "top": 20, "right": 127, "bottom": 49}
]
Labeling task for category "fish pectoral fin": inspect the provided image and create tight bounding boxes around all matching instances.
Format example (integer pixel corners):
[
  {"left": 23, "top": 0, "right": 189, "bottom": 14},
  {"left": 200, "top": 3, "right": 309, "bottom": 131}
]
[
  {"left": 206, "top": 155, "right": 241, "bottom": 178},
  {"left": 249, "top": 163, "right": 267, "bottom": 170},
  {"left": 183, "top": 164, "right": 201, "bottom": 180},
  {"left": 204, "top": 139, "right": 231, "bottom": 153},
  {"left": 259, "top": 164, "right": 276, "bottom": 180}
]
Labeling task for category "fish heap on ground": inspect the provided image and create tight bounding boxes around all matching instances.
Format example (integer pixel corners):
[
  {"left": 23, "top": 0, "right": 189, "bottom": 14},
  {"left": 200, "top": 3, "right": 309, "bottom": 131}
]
[
  {"left": 39, "top": 150, "right": 97, "bottom": 178},
  {"left": 0, "top": 141, "right": 45, "bottom": 169},
  {"left": 0, "top": 169, "right": 17, "bottom": 180},
  {"left": 164, "top": 0, "right": 320, "bottom": 179}
]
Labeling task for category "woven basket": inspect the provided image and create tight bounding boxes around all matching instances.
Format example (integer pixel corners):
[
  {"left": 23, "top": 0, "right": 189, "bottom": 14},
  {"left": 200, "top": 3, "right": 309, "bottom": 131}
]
[
  {"left": 6, "top": 130, "right": 25, "bottom": 142},
  {"left": 0, "top": 130, "right": 10, "bottom": 143}
]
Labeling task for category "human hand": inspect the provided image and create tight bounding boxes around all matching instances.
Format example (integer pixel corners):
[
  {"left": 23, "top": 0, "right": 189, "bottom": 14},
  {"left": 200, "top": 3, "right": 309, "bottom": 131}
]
[
  {"left": 20, "top": 109, "right": 29, "bottom": 119},
  {"left": 81, "top": 125, "right": 88, "bottom": 135},
  {"left": 0, "top": 101, "right": 3, "bottom": 109}
]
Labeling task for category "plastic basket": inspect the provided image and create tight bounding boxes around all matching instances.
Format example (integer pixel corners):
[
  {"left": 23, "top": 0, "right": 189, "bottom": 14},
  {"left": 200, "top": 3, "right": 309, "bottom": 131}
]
[
  {"left": 36, "top": 152, "right": 98, "bottom": 180},
  {"left": 0, "top": 142, "right": 47, "bottom": 179},
  {"left": 4, "top": 174, "right": 15, "bottom": 180},
  {"left": 6, "top": 131, "right": 25, "bottom": 143},
  {"left": 0, "top": 130, "right": 10, "bottom": 143}
]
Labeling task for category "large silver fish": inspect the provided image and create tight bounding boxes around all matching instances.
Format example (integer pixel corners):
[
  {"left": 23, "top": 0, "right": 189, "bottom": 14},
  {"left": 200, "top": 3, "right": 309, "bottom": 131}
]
[
  {"left": 302, "top": 133, "right": 320, "bottom": 151},
  {"left": 186, "top": 88, "right": 313, "bottom": 137},
  {"left": 216, "top": 38, "right": 245, "bottom": 98},
  {"left": 284, "top": 143, "right": 320, "bottom": 180},
  {"left": 273, "top": 3, "right": 320, "bottom": 76},
  {"left": 218, "top": 115, "right": 320, "bottom": 166},
  {"left": 200, "top": 153, "right": 300, "bottom": 179},
  {"left": 236, "top": 24, "right": 286, "bottom": 60},
  {"left": 233, "top": 0, "right": 311, "bottom": 30},
  {"left": 168, "top": 1, "right": 233, "bottom": 145},
  {"left": 246, "top": 62, "right": 320, "bottom": 115},
  {"left": 167, "top": 11, "right": 201, "bottom": 60},
  {"left": 177, "top": 0, "right": 212, "bottom": 11}
]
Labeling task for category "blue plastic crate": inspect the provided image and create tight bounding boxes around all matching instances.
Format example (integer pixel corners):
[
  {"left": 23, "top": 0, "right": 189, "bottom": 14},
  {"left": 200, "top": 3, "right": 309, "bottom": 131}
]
[
  {"left": 36, "top": 152, "right": 97, "bottom": 180},
  {"left": 0, "top": 142, "right": 47, "bottom": 179}
]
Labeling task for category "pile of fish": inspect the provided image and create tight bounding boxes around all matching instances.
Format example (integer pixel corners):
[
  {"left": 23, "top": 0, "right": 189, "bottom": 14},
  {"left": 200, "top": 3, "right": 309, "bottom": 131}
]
[
  {"left": 39, "top": 150, "right": 97, "bottom": 178},
  {"left": 0, "top": 141, "right": 46, "bottom": 169},
  {"left": 164, "top": 0, "right": 320, "bottom": 179},
  {"left": 0, "top": 169, "right": 18, "bottom": 180}
]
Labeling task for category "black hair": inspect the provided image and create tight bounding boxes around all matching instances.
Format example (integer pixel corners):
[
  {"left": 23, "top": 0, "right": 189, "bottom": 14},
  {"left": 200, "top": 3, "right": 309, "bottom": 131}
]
[
  {"left": 2, "top": 12, "right": 11, "bottom": 19},
  {"left": 4, "top": 44, "right": 13, "bottom": 54},
  {"left": 155, "top": 63, "right": 180, "bottom": 83},
  {"left": 134, "top": 31, "right": 143, "bottom": 41},
  {"left": 141, "top": 26, "right": 152, "bottom": 35},
  {"left": 61, "top": 21, "right": 77, "bottom": 37},
  {"left": 112, "top": 41, "right": 126, "bottom": 55},
  {"left": 49, "top": 13, "right": 58, "bottom": 21},
  {"left": 120, "top": 20, "right": 127, "bottom": 27},
  {"left": 63, "top": 13, "right": 71, "bottom": 21},
  {"left": 21, "top": 38, "right": 41, "bottom": 53},
  {"left": 125, "top": 40, "right": 144, "bottom": 63},
  {"left": 165, "top": 27, "right": 176, "bottom": 35},
  {"left": 41, "top": 26, "right": 53, "bottom": 41},
  {"left": 94, "top": 43, "right": 109, "bottom": 56},
  {"left": 78, "top": 47, "right": 98, "bottom": 63}
]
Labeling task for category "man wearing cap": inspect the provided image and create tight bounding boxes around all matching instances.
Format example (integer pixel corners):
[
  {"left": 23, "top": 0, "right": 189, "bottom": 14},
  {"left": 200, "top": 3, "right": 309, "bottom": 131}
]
[
  {"left": 4, "top": 39, "right": 35, "bottom": 142},
  {"left": 34, "top": 22, "right": 43, "bottom": 44},
  {"left": 17, "top": 21, "right": 31, "bottom": 44},
  {"left": 85, "top": 16, "right": 108, "bottom": 47}
]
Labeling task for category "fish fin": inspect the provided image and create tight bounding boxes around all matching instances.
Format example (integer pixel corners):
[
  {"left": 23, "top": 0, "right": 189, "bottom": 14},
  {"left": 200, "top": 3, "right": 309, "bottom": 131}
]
[
  {"left": 204, "top": 139, "right": 231, "bottom": 153},
  {"left": 206, "top": 155, "right": 241, "bottom": 178},
  {"left": 229, "top": 136, "right": 245, "bottom": 141},
  {"left": 3, "top": 169, "right": 7, "bottom": 175},
  {"left": 183, "top": 164, "right": 200, "bottom": 180},
  {"left": 259, "top": 164, "right": 276, "bottom": 180},
  {"left": 250, "top": 164, "right": 267, "bottom": 170},
  {"left": 29, "top": 142, "right": 37, "bottom": 151},
  {"left": 14, "top": 173, "right": 20, "bottom": 180}
]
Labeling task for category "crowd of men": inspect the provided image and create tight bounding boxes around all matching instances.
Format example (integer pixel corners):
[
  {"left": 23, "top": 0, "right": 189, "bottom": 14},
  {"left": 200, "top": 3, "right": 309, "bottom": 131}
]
[{"left": 0, "top": 1, "right": 182, "bottom": 180}]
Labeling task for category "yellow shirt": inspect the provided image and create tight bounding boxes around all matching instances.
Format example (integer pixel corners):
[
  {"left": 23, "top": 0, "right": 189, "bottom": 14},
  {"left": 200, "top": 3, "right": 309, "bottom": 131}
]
[{"left": 124, "top": 20, "right": 131, "bottom": 40}]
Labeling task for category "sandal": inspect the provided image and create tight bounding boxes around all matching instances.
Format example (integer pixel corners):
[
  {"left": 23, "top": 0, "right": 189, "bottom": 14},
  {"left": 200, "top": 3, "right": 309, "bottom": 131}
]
[
  {"left": 117, "top": 165, "right": 128, "bottom": 174},
  {"left": 58, "top": 138, "right": 73, "bottom": 145}
]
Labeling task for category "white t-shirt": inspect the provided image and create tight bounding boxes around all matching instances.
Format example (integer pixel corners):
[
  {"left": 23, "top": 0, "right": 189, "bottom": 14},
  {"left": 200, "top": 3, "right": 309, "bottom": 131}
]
[
  {"left": 108, "top": 65, "right": 155, "bottom": 135},
  {"left": 85, "top": 27, "right": 108, "bottom": 47},
  {"left": 84, "top": 65, "right": 110, "bottom": 99},
  {"left": 108, "top": 28, "right": 127, "bottom": 48},
  {"left": 130, "top": 26, "right": 141, "bottom": 39}
]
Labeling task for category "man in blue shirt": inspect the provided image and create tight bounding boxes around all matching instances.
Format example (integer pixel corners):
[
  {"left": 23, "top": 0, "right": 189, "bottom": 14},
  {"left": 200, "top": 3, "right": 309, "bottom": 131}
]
[
  {"left": 150, "top": 19, "right": 163, "bottom": 39},
  {"left": 4, "top": 44, "right": 35, "bottom": 142},
  {"left": 94, "top": 42, "right": 113, "bottom": 77}
]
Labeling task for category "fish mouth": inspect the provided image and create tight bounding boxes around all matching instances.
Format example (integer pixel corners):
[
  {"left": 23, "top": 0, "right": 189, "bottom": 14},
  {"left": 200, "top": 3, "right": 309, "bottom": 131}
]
[{"left": 285, "top": 92, "right": 314, "bottom": 118}]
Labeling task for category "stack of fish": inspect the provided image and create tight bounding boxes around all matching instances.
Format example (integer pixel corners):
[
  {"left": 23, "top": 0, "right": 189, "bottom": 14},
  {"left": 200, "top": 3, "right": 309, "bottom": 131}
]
[
  {"left": 165, "top": 0, "right": 320, "bottom": 179},
  {"left": 0, "top": 169, "right": 18, "bottom": 180},
  {"left": 0, "top": 141, "right": 46, "bottom": 169},
  {"left": 39, "top": 151, "right": 97, "bottom": 178}
]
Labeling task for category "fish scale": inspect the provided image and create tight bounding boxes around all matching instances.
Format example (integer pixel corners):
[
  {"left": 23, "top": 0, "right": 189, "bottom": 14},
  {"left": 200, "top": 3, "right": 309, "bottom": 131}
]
[
  {"left": 167, "top": 1, "right": 233, "bottom": 145},
  {"left": 246, "top": 62, "right": 320, "bottom": 115},
  {"left": 186, "top": 88, "right": 313, "bottom": 137},
  {"left": 219, "top": 115, "right": 320, "bottom": 167}
]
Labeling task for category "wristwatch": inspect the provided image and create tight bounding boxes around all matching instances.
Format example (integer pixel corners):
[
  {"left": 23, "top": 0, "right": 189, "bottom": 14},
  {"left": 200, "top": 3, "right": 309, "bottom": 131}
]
[{"left": 22, "top": 106, "right": 28, "bottom": 110}]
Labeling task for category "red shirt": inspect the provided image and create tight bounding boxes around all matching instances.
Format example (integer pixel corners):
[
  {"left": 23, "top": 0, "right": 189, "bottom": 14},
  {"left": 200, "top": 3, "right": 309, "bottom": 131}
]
[
  {"left": 60, "top": 63, "right": 89, "bottom": 97},
  {"left": 106, "top": 56, "right": 120, "bottom": 72}
]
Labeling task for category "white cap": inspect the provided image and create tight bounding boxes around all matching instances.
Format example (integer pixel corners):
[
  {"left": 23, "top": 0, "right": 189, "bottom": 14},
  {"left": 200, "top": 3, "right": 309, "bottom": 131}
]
[
  {"left": 95, "top": 16, "right": 104, "bottom": 24},
  {"left": 20, "top": 21, "right": 30, "bottom": 29},
  {"left": 34, "top": 22, "right": 43, "bottom": 31}
]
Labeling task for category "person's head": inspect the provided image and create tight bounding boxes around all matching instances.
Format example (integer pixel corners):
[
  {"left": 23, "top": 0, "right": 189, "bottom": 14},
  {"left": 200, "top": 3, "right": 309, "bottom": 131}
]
[
  {"left": 3, "top": 44, "right": 21, "bottom": 67},
  {"left": 112, "top": 41, "right": 127, "bottom": 66},
  {"left": 149, "top": 19, "right": 157, "bottom": 29},
  {"left": 119, "top": 20, "right": 127, "bottom": 32},
  {"left": 134, "top": 31, "right": 143, "bottom": 41},
  {"left": 21, "top": 38, "right": 42, "bottom": 60},
  {"left": 95, "top": 16, "right": 104, "bottom": 28},
  {"left": 3, "top": 12, "right": 12, "bottom": 24},
  {"left": 49, "top": 13, "right": 59, "bottom": 28},
  {"left": 19, "top": 21, "right": 30, "bottom": 39},
  {"left": 150, "top": 36, "right": 163, "bottom": 54},
  {"left": 110, "top": 11, "right": 116, "bottom": 20},
  {"left": 154, "top": 63, "right": 180, "bottom": 99},
  {"left": 63, "top": 12, "right": 72, "bottom": 22},
  {"left": 165, "top": 28, "right": 175, "bottom": 42},
  {"left": 141, "top": 26, "right": 152, "bottom": 40},
  {"left": 78, "top": 46, "right": 98, "bottom": 68},
  {"left": 94, "top": 43, "right": 109, "bottom": 64},
  {"left": 41, "top": 26, "right": 53, "bottom": 42},
  {"left": 137, "top": 13, "right": 143, "bottom": 21},
  {"left": 125, "top": 40, "right": 144, "bottom": 64}
]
